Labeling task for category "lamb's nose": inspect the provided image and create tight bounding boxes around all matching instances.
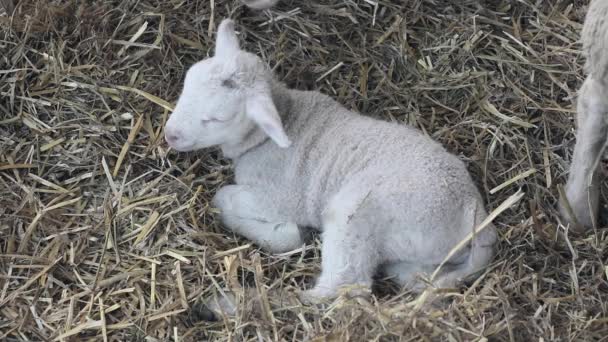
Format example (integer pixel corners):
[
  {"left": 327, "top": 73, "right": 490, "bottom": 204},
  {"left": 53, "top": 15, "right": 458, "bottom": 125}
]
[{"left": 164, "top": 127, "right": 181, "bottom": 145}]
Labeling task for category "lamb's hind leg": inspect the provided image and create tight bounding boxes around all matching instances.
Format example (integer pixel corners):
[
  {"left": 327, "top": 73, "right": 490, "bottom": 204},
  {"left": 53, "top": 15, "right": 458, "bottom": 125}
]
[
  {"left": 212, "top": 185, "right": 304, "bottom": 253},
  {"left": 383, "top": 243, "right": 492, "bottom": 291},
  {"left": 300, "top": 189, "right": 379, "bottom": 303},
  {"left": 561, "top": 76, "right": 608, "bottom": 229},
  {"left": 382, "top": 261, "right": 433, "bottom": 291}
]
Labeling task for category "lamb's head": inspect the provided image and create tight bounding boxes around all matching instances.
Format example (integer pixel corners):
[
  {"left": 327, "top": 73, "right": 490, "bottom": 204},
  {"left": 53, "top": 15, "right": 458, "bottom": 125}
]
[{"left": 164, "top": 19, "right": 290, "bottom": 152}]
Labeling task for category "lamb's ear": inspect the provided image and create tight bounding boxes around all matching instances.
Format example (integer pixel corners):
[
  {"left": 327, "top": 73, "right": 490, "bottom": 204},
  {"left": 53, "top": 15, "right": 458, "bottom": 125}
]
[
  {"left": 246, "top": 91, "right": 291, "bottom": 148},
  {"left": 215, "top": 19, "right": 240, "bottom": 57}
]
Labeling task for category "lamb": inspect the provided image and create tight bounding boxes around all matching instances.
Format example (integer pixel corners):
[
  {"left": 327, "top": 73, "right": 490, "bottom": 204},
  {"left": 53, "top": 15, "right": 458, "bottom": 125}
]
[
  {"left": 560, "top": 0, "right": 608, "bottom": 229},
  {"left": 164, "top": 19, "right": 497, "bottom": 302}
]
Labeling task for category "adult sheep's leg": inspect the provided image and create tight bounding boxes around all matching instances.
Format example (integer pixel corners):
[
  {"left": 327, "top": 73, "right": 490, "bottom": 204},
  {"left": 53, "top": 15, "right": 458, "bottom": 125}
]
[
  {"left": 300, "top": 187, "right": 379, "bottom": 303},
  {"left": 561, "top": 76, "right": 608, "bottom": 229},
  {"left": 212, "top": 185, "right": 304, "bottom": 253}
]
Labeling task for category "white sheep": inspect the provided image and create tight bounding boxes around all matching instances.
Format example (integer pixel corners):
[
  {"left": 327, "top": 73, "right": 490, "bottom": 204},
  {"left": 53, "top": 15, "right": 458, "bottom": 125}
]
[
  {"left": 560, "top": 0, "right": 608, "bottom": 229},
  {"left": 164, "top": 19, "right": 497, "bottom": 302}
]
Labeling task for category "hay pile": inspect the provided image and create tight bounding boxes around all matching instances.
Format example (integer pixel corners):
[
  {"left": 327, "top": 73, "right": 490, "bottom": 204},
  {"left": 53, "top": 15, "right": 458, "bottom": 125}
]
[{"left": 1, "top": 0, "right": 607, "bottom": 340}]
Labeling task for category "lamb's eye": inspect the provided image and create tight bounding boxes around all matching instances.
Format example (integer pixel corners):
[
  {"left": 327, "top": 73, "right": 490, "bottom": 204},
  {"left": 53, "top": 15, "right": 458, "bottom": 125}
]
[{"left": 221, "top": 78, "right": 237, "bottom": 89}]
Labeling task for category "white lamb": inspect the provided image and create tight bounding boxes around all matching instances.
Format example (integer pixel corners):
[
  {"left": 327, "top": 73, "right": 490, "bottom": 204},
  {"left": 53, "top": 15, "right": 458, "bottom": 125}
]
[
  {"left": 560, "top": 0, "right": 608, "bottom": 229},
  {"left": 164, "top": 19, "right": 497, "bottom": 302}
]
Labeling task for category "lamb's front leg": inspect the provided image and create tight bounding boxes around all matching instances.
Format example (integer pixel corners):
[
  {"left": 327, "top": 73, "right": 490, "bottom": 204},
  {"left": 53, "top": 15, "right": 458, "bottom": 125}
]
[
  {"left": 561, "top": 76, "right": 608, "bottom": 229},
  {"left": 212, "top": 185, "right": 305, "bottom": 253}
]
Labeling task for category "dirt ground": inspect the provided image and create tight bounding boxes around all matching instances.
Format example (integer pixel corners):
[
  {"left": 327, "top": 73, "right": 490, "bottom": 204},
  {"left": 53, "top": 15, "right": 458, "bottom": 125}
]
[{"left": 1, "top": 0, "right": 607, "bottom": 340}]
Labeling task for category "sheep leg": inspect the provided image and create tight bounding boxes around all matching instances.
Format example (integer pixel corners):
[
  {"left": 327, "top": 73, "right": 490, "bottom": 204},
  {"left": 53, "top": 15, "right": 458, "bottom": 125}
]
[
  {"left": 561, "top": 76, "right": 608, "bottom": 228},
  {"left": 212, "top": 185, "right": 304, "bottom": 253},
  {"left": 300, "top": 189, "right": 378, "bottom": 303}
]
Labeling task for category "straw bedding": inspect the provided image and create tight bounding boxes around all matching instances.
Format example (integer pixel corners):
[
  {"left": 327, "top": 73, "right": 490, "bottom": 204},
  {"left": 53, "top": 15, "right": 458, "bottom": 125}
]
[{"left": 1, "top": 0, "right": 607, "bottom": 340}]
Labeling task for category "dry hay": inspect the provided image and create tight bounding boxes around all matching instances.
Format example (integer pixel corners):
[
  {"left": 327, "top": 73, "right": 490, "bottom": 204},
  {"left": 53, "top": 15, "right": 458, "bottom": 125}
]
[{"left": 1, "top": 0, "right": 607, "bottom": 340}]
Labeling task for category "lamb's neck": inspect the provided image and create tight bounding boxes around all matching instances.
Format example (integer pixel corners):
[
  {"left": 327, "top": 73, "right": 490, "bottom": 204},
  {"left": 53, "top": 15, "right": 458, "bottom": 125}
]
[{"left": 220, "top": 80, "right": 295, "bottom": 160}]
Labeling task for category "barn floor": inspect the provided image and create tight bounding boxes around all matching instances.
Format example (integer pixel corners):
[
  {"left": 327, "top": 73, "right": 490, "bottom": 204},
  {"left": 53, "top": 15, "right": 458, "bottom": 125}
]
[{"left": 1, "top": 0, "right": 607, "bottom": 340}]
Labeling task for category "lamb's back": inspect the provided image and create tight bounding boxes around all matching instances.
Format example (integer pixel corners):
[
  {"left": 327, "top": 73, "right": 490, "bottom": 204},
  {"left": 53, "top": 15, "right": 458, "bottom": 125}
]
[
  {"left": 234, "top": 89, "right": 482, "bottom": 226},
  {"left": 289, "top": 91, "right": 481, "bottom": 224}
]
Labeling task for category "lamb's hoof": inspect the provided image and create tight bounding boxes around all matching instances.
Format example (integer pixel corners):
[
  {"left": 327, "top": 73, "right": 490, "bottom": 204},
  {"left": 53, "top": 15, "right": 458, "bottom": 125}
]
[
  {"left": 342, "top": 286, "right": 372, "bottom": 300},
  {"left": 299, "top": 288, "right": 333, "bottom": 305},
  {"left": 299, "top": 285, "right": 371, "bottom": 304},
  {"left": 204, "top": 292, "right": 239, "bottom": 317}
]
